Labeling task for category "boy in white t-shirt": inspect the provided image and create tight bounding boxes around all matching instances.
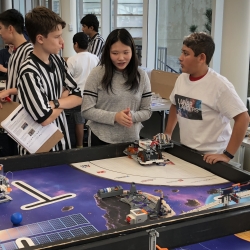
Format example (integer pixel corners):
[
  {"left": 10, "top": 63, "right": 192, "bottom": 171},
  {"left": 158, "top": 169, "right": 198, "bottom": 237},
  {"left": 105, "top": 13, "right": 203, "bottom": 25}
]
[
  {"left": 164, "top": 32, "right": 249, "bottom": 164},
  {"left": 67, "top": 32, "right": 99, "bottom": 148}
]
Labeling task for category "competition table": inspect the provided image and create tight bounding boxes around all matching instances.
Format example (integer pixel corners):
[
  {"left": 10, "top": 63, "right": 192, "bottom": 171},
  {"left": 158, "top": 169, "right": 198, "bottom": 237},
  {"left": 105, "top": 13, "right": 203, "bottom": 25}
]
[
  {"left": 238, "top": 137, "right": 250, "bottom": 169},
  {"left": 1, "top": 142, "right": 250, "bottom": 250}
]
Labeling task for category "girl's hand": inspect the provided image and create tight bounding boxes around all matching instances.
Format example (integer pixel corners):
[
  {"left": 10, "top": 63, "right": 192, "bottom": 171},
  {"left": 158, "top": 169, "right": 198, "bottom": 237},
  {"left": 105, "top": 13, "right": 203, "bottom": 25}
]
[{"left": 115, "top": 108, "right": 133, "bottom": 127}]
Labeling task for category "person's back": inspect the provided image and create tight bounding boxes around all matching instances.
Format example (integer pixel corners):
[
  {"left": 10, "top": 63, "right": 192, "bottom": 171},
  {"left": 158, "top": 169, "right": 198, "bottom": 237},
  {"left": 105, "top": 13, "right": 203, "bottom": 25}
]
[
  {"left": 80, "top": 14, "right": 105, "bottom": 58},
  {"left": 165, "top": 32, "right": 249, "bottom": 164},
  {"left": 67, "top": 32, "right": 99, "bottom": 148},
  {"left": 67, "top": 32, "right": 99, "bottom": 92}
]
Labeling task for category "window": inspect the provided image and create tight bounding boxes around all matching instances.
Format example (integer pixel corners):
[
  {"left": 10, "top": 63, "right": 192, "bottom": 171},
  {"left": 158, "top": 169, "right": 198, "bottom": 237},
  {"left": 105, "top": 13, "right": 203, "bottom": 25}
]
[
  {"left": 112, "top": 0, "right": 143, "bottom": 63},
  {"left": 77, "top": 0, "right": 102, "bottom": 32},
  {"left": 156, "top": 0, "right": 212, "bottom": 72}
]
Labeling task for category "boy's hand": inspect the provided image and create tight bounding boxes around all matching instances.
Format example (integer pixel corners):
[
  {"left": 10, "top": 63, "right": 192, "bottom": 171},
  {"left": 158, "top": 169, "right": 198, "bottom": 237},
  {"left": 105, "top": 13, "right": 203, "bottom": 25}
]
[
  {"left": 115, "top": 108, "right": 133, "bottom": 128},
  {"left": 203, "top": 153, "right": 230, "bottom": 164}
]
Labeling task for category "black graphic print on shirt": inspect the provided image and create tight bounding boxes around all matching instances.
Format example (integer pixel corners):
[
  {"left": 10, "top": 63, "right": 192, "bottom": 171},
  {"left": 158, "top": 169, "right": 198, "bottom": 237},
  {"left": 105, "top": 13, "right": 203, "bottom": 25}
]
[{"left": 175, "top": 94, "right": 202, "bottom": 120}]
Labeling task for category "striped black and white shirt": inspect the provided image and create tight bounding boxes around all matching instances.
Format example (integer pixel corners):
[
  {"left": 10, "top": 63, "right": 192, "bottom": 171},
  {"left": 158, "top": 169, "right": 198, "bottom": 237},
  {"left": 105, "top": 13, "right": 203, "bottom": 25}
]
[
  {"left": 7, "top": 42, "right": 33, "bottom": 102},
  {"left": 87, "top": 33, "right": 105, "bottom": 59},
  {"left": 17, "top": 53, "right": 82, "bottom": 152}
]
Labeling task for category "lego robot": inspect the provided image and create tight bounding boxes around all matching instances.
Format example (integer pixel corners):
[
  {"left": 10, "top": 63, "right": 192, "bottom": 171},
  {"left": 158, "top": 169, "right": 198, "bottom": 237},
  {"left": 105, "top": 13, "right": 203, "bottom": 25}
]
[{"left": 124, "top": 133, "right": 174, "bottom": 165}]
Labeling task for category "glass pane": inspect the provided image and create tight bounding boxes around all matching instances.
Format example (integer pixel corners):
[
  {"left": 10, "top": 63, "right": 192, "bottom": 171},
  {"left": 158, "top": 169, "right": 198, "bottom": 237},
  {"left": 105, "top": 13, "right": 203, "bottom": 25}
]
[
  {"left": 118, "top": 0, "right": 143, "bottom": 3},
  {"left": 112, "top": 0, "right": 143, "bottom": 40},
  {"left": 83, "top": 2, "right": 101, "bottom": 15},
  {"left": 52, "top": 0, "right": 60, "bottom": 14},
  {"left": 156, "top": 0, "right": 212, "bottom": 72},
  {"left": 117, "top": 16, "right": 142, "bottom": 28},
  {"left": 83, "top": 0, "right": 101, "bottom": 2},
  {"left": 125, "top": 28, "right": 142, "bottom": 38},
  {"left": 117, "top": 3, "right": 143, "bottom": 15}
]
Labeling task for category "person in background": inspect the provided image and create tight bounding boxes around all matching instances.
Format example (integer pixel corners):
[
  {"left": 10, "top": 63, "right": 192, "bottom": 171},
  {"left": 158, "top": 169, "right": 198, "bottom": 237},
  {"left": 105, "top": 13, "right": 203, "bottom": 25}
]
[
  {"left": 17, "top": 6, "right": 82, "bottom": 153},
  {"left": 0, "top": 44, "right": 14, "bottom": 80},
  {"left": 164, "top": 32, "right": 249, "bottom": 164},
  {"left": 0, "top": 9, "right": 33, "bottom": 156},
  {"left": 81, "top": 28, "right": 152, "bottom": 146},
  {"left": 67, "top": 32, "right": 99, "bottom": 148},
  {"left": 80, "top": 14, "right": 105, "bottom": 59},
  {"left": 0, "top": 9, "right": 33, "bottom": 105}
]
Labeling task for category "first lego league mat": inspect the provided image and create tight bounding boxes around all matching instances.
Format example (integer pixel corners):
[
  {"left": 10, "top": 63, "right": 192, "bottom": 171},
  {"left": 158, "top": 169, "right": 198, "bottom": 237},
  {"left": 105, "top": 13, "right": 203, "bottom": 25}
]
[{"left": 0, "top": 153, "right": 250, "bottom": 249}]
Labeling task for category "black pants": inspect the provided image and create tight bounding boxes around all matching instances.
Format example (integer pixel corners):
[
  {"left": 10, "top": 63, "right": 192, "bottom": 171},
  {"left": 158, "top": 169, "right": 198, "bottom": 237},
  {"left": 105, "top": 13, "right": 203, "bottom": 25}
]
[
  {"left": 91, "top": 132, "right": 109, "bottom": 147},
  {"left": 0, "top": 131, "right": 18, "bottom": 157}
]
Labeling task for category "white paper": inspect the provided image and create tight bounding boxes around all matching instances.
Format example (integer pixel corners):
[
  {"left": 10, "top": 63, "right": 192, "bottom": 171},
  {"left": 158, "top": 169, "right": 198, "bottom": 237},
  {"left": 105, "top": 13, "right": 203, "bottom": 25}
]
[
  {"left": 1, "top": 104, "right": 59, "bottom": 154},
  {"left": 71, "top": 151, "right": 229, "bottom": 186}
]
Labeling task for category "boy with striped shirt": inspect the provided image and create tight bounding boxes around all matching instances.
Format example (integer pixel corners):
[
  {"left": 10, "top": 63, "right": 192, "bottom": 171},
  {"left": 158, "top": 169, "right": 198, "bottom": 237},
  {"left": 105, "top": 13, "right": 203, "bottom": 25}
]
[
  {"left": 0, "top": 9, "right": 33, "bottom": 105},
  {"left": 80, "top": 14, "right": 105, "bottom": 59},
  {"left": 17, "top": 6, "right": 82, "bottom": 152}
]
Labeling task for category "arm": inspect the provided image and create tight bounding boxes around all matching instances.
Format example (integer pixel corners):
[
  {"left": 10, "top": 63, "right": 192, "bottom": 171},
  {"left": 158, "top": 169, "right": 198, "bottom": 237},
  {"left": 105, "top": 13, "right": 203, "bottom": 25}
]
[
  {"left": 0, "top": 64, "right": 7, "bottom": 73},
  {"left": 0, "top": 88, "right": 18, "bottom": 99},
  {"left": 130, "top": 71, "right": 152, "bottom": 123},
  {"left": 81, "top": 68, "right": 118, "bottom": 125},
  {"left": 0, "top": 88, "right": 18, "bottom": 108},
  {"left": 203, "top": 111, "right": 249, "bottom": 164},
  {"left": 18, "top": 60, "right": 82, "bottom": 127},
  {"left": 164, "top": 104, "right": 177, "bottom": 139},
  {"left": 41, "top": 89, "right": 82, "bottom": 126},
  {"left": 40, "top": 58, "right": 82, "bottom": 126}
]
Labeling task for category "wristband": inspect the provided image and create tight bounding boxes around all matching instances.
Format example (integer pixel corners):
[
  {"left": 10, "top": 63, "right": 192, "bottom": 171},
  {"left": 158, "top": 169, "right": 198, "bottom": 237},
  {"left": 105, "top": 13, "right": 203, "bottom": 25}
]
[
  {"left": 53, "top": 99, "right": 60, "bottom": 109},
  {"left": 223, "top": 150, "right": 234, "bottom": 159}
]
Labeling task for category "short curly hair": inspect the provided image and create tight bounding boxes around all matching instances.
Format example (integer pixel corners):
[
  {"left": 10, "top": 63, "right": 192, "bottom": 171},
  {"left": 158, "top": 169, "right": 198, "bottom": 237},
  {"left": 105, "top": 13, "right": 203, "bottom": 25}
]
[{"left": 183, "top": 32, "right": 215, "bottom": 65}]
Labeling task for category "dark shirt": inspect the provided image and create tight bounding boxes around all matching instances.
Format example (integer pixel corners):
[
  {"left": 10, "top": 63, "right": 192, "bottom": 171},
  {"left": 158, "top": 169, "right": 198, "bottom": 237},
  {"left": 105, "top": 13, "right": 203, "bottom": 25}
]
[{"left": 0, "top": 48, "right": 11, "bottom": 78}]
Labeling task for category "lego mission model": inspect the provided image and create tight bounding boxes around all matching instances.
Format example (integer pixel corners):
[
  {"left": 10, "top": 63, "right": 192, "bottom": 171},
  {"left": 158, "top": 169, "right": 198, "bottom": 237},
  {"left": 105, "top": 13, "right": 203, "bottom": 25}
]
[
  {"left": 97, "top": 183, "right": 174, "bottom": 225},
  {"left": 183, "top": 181, "right": 250, "bottom": 214},
  {"left": 124, "top": 133, "right": 174, "bottom": 165}
]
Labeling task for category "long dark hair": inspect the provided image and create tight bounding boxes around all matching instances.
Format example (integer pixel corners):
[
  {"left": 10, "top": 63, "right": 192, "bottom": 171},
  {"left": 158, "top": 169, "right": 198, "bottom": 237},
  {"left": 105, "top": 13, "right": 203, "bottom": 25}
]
[{"left": 100, "top": 28, "right": 140, "bottom": 93}]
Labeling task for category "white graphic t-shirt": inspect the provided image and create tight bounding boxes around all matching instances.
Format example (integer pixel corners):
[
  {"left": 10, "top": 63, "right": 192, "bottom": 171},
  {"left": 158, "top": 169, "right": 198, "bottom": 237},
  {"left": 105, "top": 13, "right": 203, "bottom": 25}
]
[{"left": 170, "top": 68, "right": 247, "bottom": 154}]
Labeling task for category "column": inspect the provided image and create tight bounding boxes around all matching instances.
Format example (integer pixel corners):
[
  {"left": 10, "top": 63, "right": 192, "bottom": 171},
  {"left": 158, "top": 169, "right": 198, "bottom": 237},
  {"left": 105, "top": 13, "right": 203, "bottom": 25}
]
[
  {"left": 220, "top": 0, "right": 250, "bottom": 103},
  {"left": 2, "top": 0, "right": 12, "bottom": 10},
  {"left": 101, "top": 0, "right": 111, "bottom": 41},
  {"left": 141, "top": 0, "right": 157, "bottom": 69},
  {"left": 213, "top": 0, "right": 250, "bottom": 169},
  {"left": 60, "top": 0, "right": 77, "bottom": 58},
  {"left": 210, "top": 0, "right": 224, "bottom": 73}
]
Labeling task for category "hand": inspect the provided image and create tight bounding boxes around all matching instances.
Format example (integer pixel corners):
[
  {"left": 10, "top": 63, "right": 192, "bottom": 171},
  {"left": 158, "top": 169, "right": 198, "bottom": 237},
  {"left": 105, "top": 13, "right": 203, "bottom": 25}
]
[
  {"left": 203, "top": 153, "right": 230, "bottom": 164},
  {"left": 0, "top": 90, "right": 9, "bottom": 109},
  {"left": 61, "top": 89, "right": 69, "bottom": 98},
  {"left": 165, "top": 133, "right": 171, "bottom": 142},
  {"left": 0, "top": 89, "right": 10, "bottom": 100},
  {"left": 115, "top": 108, "right": 133, "bottom": 128}
]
